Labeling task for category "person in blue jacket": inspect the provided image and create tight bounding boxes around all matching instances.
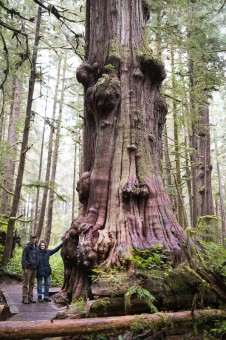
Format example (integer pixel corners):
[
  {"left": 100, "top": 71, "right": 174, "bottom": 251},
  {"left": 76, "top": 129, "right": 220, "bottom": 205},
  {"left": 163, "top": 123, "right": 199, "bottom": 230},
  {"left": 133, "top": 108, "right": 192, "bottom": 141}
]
[
  {"left": 21, "top": 234, "right": 39, "bottom": 304},
  {"left": 37, "top": 240, "right": 63, "bottom": 302}
]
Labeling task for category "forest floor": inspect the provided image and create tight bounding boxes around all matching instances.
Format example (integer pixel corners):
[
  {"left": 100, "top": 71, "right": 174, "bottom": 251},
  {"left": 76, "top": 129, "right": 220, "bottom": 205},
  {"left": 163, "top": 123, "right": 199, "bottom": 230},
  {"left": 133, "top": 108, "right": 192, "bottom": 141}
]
[{"left": 0, "top": 279, "right": 60, "bottom": 321}]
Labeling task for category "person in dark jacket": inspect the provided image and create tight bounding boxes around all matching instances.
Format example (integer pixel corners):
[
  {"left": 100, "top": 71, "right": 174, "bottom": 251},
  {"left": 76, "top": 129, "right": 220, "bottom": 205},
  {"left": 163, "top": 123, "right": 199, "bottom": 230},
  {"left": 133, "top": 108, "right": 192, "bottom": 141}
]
[
  {"left": 37, "top": 240, "right": 63, "bottom": 302},
  {"left": 21, "top": 234, "right": 39, "bottom": 304}
]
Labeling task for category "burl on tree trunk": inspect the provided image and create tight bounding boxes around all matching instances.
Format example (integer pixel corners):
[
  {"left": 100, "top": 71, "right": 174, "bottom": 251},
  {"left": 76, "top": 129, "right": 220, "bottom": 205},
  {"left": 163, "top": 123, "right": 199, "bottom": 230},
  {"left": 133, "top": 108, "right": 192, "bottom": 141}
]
[{"left": 61, "top": 0, "right": 189, "bottom": 299}]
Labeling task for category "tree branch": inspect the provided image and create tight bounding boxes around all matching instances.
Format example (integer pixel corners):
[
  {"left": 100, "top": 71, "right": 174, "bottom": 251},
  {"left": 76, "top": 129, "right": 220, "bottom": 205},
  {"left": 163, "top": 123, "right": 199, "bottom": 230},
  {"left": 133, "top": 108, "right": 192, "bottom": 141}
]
[
  {"left": 0, "top": 32, "right": 9, "bottom": 90},
  {"left": 1, "top": 186, "right": 14, "bottom": 196},
  {"left": 32, "top": 0, "right": 84, "bottom": 60},
  {"left": 0, "top": 1, "right": 35, "bottom": 22}
]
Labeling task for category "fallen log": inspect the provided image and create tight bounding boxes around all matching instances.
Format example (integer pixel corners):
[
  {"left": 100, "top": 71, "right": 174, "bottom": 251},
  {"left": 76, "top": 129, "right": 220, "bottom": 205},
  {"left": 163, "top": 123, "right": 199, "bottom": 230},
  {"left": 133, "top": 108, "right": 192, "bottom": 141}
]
[
  {"left": 86, "top": 293, "right": 218, "bottom": 317},
  {"left": 87, "top": 296, "right": 150, "bottom": 316},
  {"left": 0, "top": 309, "right": 226, "bottom": 339}
]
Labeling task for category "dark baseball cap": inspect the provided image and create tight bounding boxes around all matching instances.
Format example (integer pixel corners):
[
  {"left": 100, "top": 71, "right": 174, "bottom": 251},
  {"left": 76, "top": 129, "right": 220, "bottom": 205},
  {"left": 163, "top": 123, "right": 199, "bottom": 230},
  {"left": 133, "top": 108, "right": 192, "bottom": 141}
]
[{"left": 30, "top": 234, "right": 37, "bottom": 239}]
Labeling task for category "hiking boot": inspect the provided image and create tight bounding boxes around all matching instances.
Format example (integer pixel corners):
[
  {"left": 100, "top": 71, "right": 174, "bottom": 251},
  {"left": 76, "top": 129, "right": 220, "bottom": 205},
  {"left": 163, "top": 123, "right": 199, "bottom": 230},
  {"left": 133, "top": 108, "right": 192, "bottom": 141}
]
[
  {"left": 38, "top": 296, "right": 43, "bottom": 302},
  {"left": 43, "top": 298, "right": 51, "bottom": 302},
  {"left": 22, "top": 297, "right": 30, "bottom": 304},
  {"left": 28, "top": 298, "right": 36, "bottom": 303}
]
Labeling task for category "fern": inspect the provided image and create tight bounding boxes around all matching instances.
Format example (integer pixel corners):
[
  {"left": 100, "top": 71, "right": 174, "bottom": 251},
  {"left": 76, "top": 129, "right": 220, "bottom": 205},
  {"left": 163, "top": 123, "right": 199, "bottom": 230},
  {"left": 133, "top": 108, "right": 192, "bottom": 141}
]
[{"left": 125, "top": 284, "right": 158, "bottom": 313}]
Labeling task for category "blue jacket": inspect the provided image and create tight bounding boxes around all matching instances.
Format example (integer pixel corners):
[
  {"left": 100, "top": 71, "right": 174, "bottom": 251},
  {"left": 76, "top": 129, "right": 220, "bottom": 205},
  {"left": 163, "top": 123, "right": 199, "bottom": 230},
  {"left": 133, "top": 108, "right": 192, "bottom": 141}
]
[
  {"left": 36, "top": 243, "right": 63, "bottom": 278},
  {"left": 22, "top": 242, "right": 39, "bottom": 269}
]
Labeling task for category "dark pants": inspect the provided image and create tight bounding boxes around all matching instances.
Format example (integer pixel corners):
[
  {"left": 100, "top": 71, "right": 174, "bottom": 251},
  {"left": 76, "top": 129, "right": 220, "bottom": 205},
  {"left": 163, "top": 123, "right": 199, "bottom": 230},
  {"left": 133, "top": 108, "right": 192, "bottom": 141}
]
[{"left": 22, "top": 268, "right": 36, "bottom": 300}]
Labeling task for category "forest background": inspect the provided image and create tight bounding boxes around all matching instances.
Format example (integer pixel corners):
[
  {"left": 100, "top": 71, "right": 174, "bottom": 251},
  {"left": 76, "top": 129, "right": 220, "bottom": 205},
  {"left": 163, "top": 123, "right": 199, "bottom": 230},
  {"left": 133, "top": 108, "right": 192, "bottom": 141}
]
[{"left": 0, "top": 0, "right": 226, "bottom": 286}]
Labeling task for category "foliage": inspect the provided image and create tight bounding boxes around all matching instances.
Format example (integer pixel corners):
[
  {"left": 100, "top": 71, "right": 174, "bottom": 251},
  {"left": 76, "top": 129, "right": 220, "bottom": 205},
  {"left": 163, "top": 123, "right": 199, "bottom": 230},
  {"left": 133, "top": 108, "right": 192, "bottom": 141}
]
[
  {"left": 91, "top": 267, "right": 125, "bottom": 286},
  {"left": 210, "top": 320, "right": 226, "bottom": 339},
  {"left": 104, "top": 64, "right": 115, "bottom": 72},
  {"left": 49, "top": 251, "right": 64, "bottom": 286},
  {"left": 2, "top": 247, "right": 23, "bottom": 279},
  {"left": 196, "top": 215, "right": 222, "bottom": 243},
  {"left": 0, "top": 244, "right": 4, "bottom": 260},
  {"left": 71, "top": 297, "right": 85, "bottom": 313},
  {"left": 198, "top": 241, "right": 226, "bottom": 277},
  {"left": 131, "top": 244, "right": 172, "bottom": 271},
  {"left": 125, "top": 284, "right": 158, "bottom": 313}
]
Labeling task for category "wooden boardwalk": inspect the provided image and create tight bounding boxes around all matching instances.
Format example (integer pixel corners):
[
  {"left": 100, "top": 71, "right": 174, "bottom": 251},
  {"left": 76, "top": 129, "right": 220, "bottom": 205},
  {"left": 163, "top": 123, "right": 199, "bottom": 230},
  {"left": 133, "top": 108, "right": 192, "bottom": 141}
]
[{"left": 0, "top": 283, "right": 59, "bottom": 321}]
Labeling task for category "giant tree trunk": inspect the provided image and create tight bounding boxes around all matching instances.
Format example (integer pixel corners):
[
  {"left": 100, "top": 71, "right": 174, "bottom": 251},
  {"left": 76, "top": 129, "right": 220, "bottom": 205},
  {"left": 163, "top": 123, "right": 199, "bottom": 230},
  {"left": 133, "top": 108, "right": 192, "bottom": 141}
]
[{"left": 62, "top": 0, "right": 189, "bottom": 298}]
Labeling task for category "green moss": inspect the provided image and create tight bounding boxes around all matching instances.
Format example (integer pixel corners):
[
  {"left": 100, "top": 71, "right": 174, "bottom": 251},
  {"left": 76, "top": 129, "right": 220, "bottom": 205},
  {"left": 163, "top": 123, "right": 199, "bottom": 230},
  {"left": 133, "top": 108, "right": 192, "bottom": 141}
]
[
  {"left": 108, "top": 42, "right": 123, "bottom": 62},
  {"left": 135, "top": 45, "right": 154, "bottom": 61},
  {"left": 91, "top": 297, "right": 112, "bottom": 316},
  {"left": 95, "top": 74, "right": 110, "bottom": 96},
  {"left": 156, "top": 312, "right": 173, "bottom": 328},
  {"left": 163, "top": 265, "right": 203, "bottom": 296},
  {"left": 131, "top": 315, "right": 155, "bottom": 334},
  {"left": 131, "top": 313, "right": 172, "bottom": 335},
  {"left": 104, "top": 64, "right": 115, "bottom": 72},
  {"left": 94, "top": 72, "right": 121, "bottom": 115}
]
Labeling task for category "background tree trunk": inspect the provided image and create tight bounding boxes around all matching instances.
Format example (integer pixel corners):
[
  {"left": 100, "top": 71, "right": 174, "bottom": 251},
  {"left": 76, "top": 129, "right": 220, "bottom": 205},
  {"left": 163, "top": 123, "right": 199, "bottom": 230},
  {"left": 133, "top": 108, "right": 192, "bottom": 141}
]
[
  {"left": 36, "top": 58, "right": 61, "bottom": 239},
  {"left": 45, "top": 55, "right": 67, "bottom": 245},
  {"left": 163, "top": 127, "right": 174, "bottom": 204},
  {"left": 170, "top": 46, "right": 184, "bottom": 227},
  {"left": 0, "top": 77, "right": 21, "bottom": 216},
  {"left": 72, "top": 142, "right": 77, "bottom": 221},
  {"left": 214, "top": 130, "right": 226, "bottom": 244},
  {"left": 2, "top": 6, "right": 42, "bottom": 264},
  {"left": 197, "top": 107, "right": 213, "bottom": 217},
  {"left": 61, "top": 0, "right": 190, "bottom": 299},
  {"left": 34, "top": 80, "right": 50, "bottom": 233}
]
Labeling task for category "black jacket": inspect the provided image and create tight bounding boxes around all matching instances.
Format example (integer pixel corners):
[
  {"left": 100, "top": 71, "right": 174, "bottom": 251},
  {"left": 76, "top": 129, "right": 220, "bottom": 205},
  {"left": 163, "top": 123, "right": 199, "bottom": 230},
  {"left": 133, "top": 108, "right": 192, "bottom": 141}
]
[
  {"left": 22, "top": 242, "right": 39, "bottom": 269},
  {"left": 36, "top": 243, "right": 63, "bottom": 278}
]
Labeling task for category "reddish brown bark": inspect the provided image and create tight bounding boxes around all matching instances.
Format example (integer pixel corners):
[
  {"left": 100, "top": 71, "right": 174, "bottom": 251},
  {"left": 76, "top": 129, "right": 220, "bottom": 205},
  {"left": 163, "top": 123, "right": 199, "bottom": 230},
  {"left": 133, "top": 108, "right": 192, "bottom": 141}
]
[{"left": 61, "top": 0, "right": 189, "bottom": 299}]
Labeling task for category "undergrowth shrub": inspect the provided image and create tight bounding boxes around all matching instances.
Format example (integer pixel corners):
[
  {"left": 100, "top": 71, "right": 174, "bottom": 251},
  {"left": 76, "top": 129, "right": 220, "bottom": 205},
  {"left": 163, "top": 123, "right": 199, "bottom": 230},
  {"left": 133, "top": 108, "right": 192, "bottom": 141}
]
[
  {"left": 49, "top": 251, "right": 64, "bottom": 286},
  {"left": 131, "top": 244, "right": 172, "bottom": 271},
  {"left": 3, "top": 247, "right": 23, "bottom": 279},
  {"left": 200, "top": 241, "right": 226, "bottom": 276}
]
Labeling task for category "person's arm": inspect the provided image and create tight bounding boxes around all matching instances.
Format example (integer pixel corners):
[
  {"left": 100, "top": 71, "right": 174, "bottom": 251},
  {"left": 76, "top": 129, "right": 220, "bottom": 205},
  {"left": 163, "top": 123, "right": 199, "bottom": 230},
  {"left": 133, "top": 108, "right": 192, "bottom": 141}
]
[
  {"left": 49, "top": 243, "right": 63, "bottom": 256},
  {"left": 21, "top": 246, "right": 28, "bottom": 270}
]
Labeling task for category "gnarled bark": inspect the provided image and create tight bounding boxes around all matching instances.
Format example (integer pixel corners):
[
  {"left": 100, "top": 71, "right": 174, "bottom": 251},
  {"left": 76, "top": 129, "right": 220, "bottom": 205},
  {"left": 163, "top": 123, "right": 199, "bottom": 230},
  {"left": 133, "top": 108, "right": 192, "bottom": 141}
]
[{"left": 61, "top": 0, "right": 190, "bottom": 299}]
